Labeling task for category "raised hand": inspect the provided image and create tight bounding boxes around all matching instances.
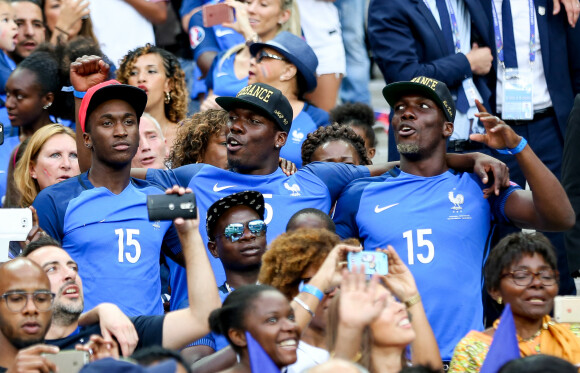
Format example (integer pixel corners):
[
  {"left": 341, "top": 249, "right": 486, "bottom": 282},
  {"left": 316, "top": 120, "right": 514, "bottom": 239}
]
[
  {"left": 70, "top": 55, "right": 110, "bottom": 92},
  {"left": 471, "top": 100, "right": 522, "bottom": 150},
  {"left": 338, "top": 267, "right": 387, "bottom": 329},
  {"left": 377, "top": 246, "right": 418, "bottom": 301}
]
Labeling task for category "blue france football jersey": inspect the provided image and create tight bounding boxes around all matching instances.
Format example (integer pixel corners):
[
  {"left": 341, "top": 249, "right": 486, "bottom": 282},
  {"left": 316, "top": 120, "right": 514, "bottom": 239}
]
[
  {"left": 33, "top": 173, "right": 182, "bottom": 316},
  {"left": 333, "top": 168, "right": 520, "bottom": 360},
  {"left": 147, "top": 162, "right": 369, "bottom": 285}
]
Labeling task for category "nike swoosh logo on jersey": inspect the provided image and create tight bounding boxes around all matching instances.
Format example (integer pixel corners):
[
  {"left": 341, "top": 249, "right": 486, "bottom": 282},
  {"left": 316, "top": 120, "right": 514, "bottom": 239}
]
[
  {"left": 216, "top": 72, "right": 228, "bottom": 77},
  {"left": 374, "top": 203, "right": 399, "bottom": 213},
  {"left": 213, "top": 183, "right": 235, "bottom": 192},
  {"left": 215, "top": 29, "right": 233, "bottom": 37}
]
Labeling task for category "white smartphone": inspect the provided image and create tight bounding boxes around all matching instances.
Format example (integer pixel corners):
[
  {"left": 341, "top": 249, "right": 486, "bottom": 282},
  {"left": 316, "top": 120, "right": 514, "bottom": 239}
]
[
  {"left": 43, "top": 350, "right": 89, "bottom": 373},
  {"left": 0, "top": 208, "right": 32, "bottom": 261}
]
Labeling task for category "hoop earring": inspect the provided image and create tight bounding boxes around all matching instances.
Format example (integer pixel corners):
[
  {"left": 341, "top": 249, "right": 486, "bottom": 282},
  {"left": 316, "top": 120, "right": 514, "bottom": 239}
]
[
  {"left": 164, "top": 91, "right": 171, "bottom": 104},
  {"left": 43, "top": 102, "right": 52, "bottom": 110},
  {"left": 497, "top": 297, "right": 502, "bottom": 305}
]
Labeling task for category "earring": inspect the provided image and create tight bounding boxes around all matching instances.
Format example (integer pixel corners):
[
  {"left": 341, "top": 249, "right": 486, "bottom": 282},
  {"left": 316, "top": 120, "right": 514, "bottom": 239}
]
[
  {"left": 85, "top": 143, "right": 92, "bottom": 149},
  {"left": 43, "top": 102, "right": 52, "bottom": 110},
  {"left": 275, "top": 144, "right": 280, "bottom": 148},
  {"left": 164, "top": 91, "right": 171, "bottom": 104},
  {"left": 497, "top": 297, "right": 502, "bottom": 305}
]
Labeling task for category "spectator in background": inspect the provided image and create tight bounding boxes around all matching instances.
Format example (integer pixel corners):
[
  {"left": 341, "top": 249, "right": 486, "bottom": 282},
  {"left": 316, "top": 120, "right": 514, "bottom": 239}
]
[
  {"left": 131, "top": 113, "right": 168, "bottom": 170},
  {"left": 285, "top": 207, "right": 336, "bottom": 233},
  {"left": 200, "top": 0, "right": 300, "bottom": 111},
  {"left": 168, "top": 108, "right": 228, "bottom": 169},
  {"left": 8, "top": 0, "right": 45, "bottom": 64},
  {"left": 88, "top": 0, "right": 167, "bottom": 65},
  {"left": 248, "top": 31, "right": 328, "bottom": 168},
  {"left": 14, "top": 123, "right": 79, "bottom": 207},
  {"left": 0, "top": 0, "right": 18, "bottom": 101},
  {"left": 335, "top": 0, "right": 370, "bottom": 105},
  {"left": 368, "top": 0, "right": 494, "bottom": 163},
  {"left": 330, "top": 103, "right": 377, "bottom": 160},
  {"left": 449, "top": 232, "right": 580, "bottom": 371},
  {"left": 42, "top": 0, "right": 97, "bottom": 45},
  {"left": 117, "top": 44, "right": 188, "bottom": 153},
  {"left": 301, "top": 123, "right": 371, "bottom": 167},
  {"left": 1, "top": 50, "right": 60, "bottom": 207},
  {"left": 296, "top": 0, "right": 344, "bottom": 112}
]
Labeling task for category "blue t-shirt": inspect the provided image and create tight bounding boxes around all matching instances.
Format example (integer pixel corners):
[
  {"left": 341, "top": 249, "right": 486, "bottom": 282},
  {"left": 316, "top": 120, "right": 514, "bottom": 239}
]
[
  {"left": 281, "top": 104, "right": 329, "bottom": 168},
  {"left": 33, "top": 172, "right": 182, "bottom": 316},
  {"left": 206, "top": 51, "right": 248, "bottom": 97},
  {"left": 332, "top": 168, "right": 520, "bottom": 360},
  {"left": 147, "top": 162, "right": 369, "bottom": 285},
  {"left": 0, "top": 136, "right": 20, "bottom": 207}
]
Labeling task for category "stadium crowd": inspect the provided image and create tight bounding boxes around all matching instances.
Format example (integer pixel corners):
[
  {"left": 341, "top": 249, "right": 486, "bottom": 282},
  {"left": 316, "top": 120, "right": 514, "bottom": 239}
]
[{"left": 0, "top": 0, "right": 580, "bottom": 372}]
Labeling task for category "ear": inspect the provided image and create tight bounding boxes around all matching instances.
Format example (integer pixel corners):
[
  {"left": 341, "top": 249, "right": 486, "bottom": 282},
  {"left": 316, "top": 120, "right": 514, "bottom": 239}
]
[
  {"left": 367, "top": 147, "right": 376, "bottom": 159},
  {"left": 279, "top": 64, "right": 297, "bottom": 83},
  {"left": 42, "top": 92, "right": 54, "bottom": 107},
  {"left": 488, "top": 288, "right": 501, "bottom": 303},
  {"left": 207, "top": 241, "right": 219, "bottom": 258},
  {"left": 29, "top": 162, "right": 38, "bottom": 180},
  {"left": 443, "top": 121, "right": 454, "bottom": 138},
  {"left": 83, "top": 132, "right": 93, "bottom": 150},
  {"left": 275, "top": 131, "right": 288, "bottom": 149},
  {"left": 228, "top": 328, "right": 247, "bottom": 348},
  {"left": 278, "top": 8, "right": 291, "bottom": 26}
]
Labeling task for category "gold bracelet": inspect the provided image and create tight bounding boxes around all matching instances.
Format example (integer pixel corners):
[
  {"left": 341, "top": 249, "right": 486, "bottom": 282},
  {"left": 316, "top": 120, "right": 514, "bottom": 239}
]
[{"left": 404, "top": 293, "right": 421, "bottom": 309}]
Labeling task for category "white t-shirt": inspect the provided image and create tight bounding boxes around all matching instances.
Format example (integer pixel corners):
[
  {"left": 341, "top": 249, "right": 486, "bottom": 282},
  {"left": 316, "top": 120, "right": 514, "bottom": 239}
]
[
  {"left": 89, "top": 0, "right": 156, "bottom": 66},
  {"left": 286, "top": 341, "right": 330, "bottom": 373}
]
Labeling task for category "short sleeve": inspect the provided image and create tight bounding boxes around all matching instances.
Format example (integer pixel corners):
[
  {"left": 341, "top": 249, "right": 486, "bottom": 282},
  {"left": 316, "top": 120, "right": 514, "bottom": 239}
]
[{"left": 131, "top": 315, "right": 165, "bottom": 349}]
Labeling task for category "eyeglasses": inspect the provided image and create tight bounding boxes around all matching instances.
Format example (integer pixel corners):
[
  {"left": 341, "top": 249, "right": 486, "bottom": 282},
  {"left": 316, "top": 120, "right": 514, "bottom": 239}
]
[
  {"left": 501, "top": 269, "right": 557, "bottom": 287},
  {"left": 255, "top": 50, "right": 287, "bottom": 64},
  {"left": 1, "top": 290, "right": 55, "bottom": 312},
  {"left": 215, "top": 219, "right": 267, "bottom": 242}
]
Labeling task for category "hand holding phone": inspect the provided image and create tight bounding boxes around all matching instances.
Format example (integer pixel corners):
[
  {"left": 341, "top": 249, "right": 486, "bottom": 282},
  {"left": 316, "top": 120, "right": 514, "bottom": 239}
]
[
  {"left": 147, "top": 192, "right": 197, "bottom": 221},
  {"left": 43, "top": 350, "right": 88, "bottom": 373},
  {"left": 348, "top": 251, "right": 389, "bottom": 276},
  {"left": 202, "top": 3, "right": 234, "bottom": 27}
]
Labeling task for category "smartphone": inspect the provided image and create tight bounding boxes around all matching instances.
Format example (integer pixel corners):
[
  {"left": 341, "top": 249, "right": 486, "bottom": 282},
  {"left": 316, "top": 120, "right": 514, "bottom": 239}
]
[
  {"left": 0, "top": 122, "right": 4, "bottom": 146},
  {"left": 43, "top": 350, "right": 89, "bottom": 373},
  {"left": 0, "top": 208, "right": 32, "bottom": 260},
  {"left": 348, "top": 251, "right": 389, "bottom": 276},
  {"left": 202, "top": 3, "right": 234, "bottom": 27},
  {"left": 147, "top": 193, "right": 197, "bottom": 221},
  {"left": 554, "top": 296, "right": 580, "bottom": 323}
]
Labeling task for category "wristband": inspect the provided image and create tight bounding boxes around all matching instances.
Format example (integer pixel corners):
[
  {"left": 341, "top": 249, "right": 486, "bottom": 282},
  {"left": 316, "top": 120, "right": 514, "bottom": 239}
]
[
  {"left": 404, "top": 293, "right": 421, "bottom": 309},
  {"left": 301, "top": 284, "right": 324, "bottom": 301},
  {"left": 74, "top": 89, "right": 86, "bottom": 99},
  {"left": 293, "top": 296, "right": 315, "bottom": 318},
  {"left": 496, "top": 137, "right": 527, "bottom": 155}
]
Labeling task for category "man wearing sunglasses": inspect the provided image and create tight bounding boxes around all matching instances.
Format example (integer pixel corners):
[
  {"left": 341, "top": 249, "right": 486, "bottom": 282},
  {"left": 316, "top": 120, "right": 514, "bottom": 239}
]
[
  {"left": 183, "top": 191, "right": 268, "bottom": 361},
  {"left": 0, "top": 258, "right": 59, "bottom": 372}
]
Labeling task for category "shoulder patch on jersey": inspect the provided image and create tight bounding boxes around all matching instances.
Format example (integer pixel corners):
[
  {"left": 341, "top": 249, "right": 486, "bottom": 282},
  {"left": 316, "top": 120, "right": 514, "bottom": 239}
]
[{"left": 189, "top": 26, "right": 205, "bottom": 49}]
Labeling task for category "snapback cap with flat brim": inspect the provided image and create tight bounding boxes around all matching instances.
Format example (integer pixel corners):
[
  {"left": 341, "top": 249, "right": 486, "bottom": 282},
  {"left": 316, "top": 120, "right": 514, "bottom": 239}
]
[
  {"left": 382, "top": 76, "right": 456, "bottom": 123},
  {"left": 216, "top": 83, "right": 293, "bottom": 132},
  {"left": 78, "top": 80, "right": 147, "bottom": 132},
  {"left": 206, "top": 190, "right": 266, "bottom": 239}
]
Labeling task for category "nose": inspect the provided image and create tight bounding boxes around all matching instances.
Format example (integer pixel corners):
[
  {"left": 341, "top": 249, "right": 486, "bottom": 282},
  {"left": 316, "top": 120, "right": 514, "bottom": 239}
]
[
  {"left": 139, "top": 136, "right": 151, "bottom": 152},
  {"left": 61, "top": 154, "right": 72, "bottom": 169},
  {"left": 400, "top": 107, "right": 416, "bottom": 120},
  {"left": 281, "top": 316, "right": 297, "bottom": 332},
  {"left": 228, "top": 117, "right": 244, "bottom": 134},
  {"left": 22, "top": 295, "right": 39, "bottom": 315},
  {"left": 22, "top": 21, "right": 34, "bottom": 37},
  {"left": 246, "top": 1, "right": 257, "bottom": 14},
  {"left": 113, "top": 121, "right": 128, "bottom": 137},
  {"left": 137, "top": 70, "right": 146, "bottom": 83},
  {"left": 5, "top": 94, "right": 15, "bottom": 110},
  {"left": 10, "top": 19, "right": 17, "bottom": 32},
  {"left": 64, "top": 266, "right": 78, "bottom": 282}
]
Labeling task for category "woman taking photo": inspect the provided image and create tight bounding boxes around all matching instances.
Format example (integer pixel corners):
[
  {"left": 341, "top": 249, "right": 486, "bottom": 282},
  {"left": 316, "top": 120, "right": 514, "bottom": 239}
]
[
  {"left": 117, "top": 44, "right": 188, "bottom": 150},
  {"left": 449, "top": 232, "right": 580, "bottom": 371},
  {"left": 14, "top": 123, "right": 79, "bottom": 207},
  {"left": 42, "top": 0, "right": 97, "bottom": 45}
]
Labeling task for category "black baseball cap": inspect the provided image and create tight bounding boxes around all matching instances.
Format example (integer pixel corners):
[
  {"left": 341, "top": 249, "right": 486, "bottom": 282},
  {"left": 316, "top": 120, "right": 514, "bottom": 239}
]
[
  {"left": 216, "top": 83, "right": 293, "bottom": 132},
  {"left": 382, "top": 76, "right": 456, "bottom": 123},
  {"left": 206, "top": 191, "right": 265, "bottom": 240}
]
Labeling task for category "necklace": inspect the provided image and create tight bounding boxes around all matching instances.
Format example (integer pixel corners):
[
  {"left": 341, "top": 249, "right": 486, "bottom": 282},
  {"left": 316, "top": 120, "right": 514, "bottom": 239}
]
[{"left": 517, "top": 328, "right": 542, "bottom": 343}]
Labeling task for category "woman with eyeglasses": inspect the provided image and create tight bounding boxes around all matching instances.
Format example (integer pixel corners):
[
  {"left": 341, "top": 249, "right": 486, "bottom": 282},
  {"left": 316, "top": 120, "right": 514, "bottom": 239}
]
[
  {"left": 449, "top": 232, "right": 580, "bottom": 372},
  {"left": 247, "top": 31, "right": 328, "bottom": 168}
]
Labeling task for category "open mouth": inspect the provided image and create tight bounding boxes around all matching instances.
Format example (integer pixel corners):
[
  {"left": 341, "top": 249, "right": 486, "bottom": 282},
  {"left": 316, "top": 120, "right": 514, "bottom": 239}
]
[
  {"left": 277, "top": 338, "right": 297, "bottom": 350},
  {"left": 398, "top": 124, "right": 416, "bottom": 137},
  {"left": 227, "top": 137, "right": 242, "bottom": 152}
]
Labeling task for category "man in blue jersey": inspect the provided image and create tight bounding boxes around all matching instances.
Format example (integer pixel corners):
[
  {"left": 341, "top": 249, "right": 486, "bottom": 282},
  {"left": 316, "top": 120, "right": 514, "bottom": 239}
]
[
  {"left": 32, "top": 70, "right": 183, "bottom": 317},
  {"left": 23, "top": 203, "right": 220, "bottom": 356},
  {"left": 332, "top": 76, "right": 575, "bottom": 364}
]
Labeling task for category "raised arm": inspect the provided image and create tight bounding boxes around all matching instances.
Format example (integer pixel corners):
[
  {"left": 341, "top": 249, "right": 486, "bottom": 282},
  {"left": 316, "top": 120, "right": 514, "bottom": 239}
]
[
  {"left": 471, "top": 101, "right": 575, "bottom": 231},
  {"left": 70, "top": 55, "right": 110, "bottom": 172},
  {"left": 162, "top": 186, "right": 221, "bottom": 350},
  {"left": 124, "top": 0, "right": 168, "bottom": 24}
]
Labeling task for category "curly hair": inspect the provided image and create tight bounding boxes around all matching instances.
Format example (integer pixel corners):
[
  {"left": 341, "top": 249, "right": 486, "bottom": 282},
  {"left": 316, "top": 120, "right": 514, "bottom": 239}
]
[
  {"left": 116, "top": 44, "right": 188, "bottom": 123},
  {"left": 258, "top": 228, "right": 342, "bottom": 300},
  {"left": 484, "top": 232, "right": 559, "bottom": 293},
  {"left": 301, "top": 123, "right": 372, "bottom": 166},
  {"left": 329, "top": 102, "right": 377, "bottom": 147},
  {"left": 14, "top": 124, "right": 76, "bottom": 207},
  {"left": 168, "top": 109, "right": 228, "bottom": 167}
]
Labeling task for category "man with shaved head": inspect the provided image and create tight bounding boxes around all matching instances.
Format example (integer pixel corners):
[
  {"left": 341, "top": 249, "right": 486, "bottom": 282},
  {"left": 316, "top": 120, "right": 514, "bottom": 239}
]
[{"left": 0, "top": 258, "right": 59, "bottom": 372}]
